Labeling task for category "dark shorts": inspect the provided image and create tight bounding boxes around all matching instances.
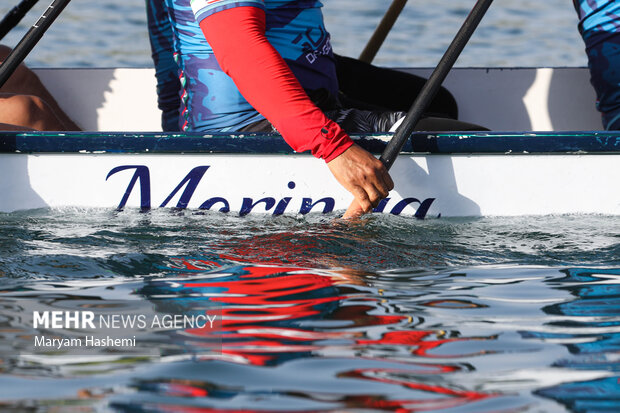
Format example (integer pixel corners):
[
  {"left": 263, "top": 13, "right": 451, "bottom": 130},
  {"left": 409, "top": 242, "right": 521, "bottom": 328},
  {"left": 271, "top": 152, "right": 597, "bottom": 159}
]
[
  {"left": 583, "top": 32, "right": 620, "bottom": 130},
  {"left": 242, "top": 54, "right": 487, "bottom": 134}
]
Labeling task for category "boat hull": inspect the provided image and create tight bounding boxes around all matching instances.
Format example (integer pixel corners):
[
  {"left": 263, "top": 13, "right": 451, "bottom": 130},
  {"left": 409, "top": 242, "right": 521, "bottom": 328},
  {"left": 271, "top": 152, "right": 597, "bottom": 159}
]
[{"left": 2, "top": 132, "right": 619, "bottom": 217}]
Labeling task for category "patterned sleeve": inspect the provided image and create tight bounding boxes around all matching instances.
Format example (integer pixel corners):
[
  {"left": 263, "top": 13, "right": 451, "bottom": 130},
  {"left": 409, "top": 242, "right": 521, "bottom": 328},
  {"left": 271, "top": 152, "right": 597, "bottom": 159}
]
[
  {"left": 199, "top": 6, "right": 353, "bottom": 162},
  {"left": 191, "top": 0, "right": 265, "bottom": 23}
]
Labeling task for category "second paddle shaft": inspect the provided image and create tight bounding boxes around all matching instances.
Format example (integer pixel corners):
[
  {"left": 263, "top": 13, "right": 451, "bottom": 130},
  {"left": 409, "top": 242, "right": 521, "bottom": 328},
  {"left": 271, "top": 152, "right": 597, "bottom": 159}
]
[{"left": 359, "top": 0, "right": 408, "bottom": 64}]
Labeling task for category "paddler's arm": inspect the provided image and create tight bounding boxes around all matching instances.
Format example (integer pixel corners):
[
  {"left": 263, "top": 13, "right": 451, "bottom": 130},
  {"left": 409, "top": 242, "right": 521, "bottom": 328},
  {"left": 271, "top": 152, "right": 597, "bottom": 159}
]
[{"left": 198, "top": 6, "right": 393, "bottom": 215}]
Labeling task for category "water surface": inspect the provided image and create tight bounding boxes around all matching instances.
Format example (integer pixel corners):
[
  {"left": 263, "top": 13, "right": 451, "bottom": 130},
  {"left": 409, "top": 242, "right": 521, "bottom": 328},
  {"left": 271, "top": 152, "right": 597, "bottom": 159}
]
[{"left": 0, "top": 210, "right": 618, "bottom": 411}]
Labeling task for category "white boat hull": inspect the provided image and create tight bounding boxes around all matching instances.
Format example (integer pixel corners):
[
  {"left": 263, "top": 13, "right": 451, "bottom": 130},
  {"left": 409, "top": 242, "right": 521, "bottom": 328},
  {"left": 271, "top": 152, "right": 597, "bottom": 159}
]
[{"left": 3, "top": 149, "right": 618, "bottom": 217}]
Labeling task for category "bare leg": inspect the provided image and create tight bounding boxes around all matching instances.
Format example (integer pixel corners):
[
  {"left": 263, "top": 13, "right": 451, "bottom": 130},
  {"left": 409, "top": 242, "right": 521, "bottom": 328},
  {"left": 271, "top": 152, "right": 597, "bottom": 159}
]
[
  {"left": 0, "top": 45, "right": 81, "bottom": 130},
  {"left": 0, "top": 123, "right": 35, "bottom": 131},
  {"left": 0, "top": 93, "right": 67, "bottom": 131}
]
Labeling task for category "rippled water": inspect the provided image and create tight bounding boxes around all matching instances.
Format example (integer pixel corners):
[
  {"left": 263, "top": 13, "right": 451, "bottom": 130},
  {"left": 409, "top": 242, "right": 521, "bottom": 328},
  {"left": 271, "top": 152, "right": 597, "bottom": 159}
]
[
  {"left": 0, "top": 210, "right": 619, "bottom": 411},
  {"left": 1, "top": 1, "right": 619, "bottom": 411},
  {"left": 1, "top": 0, "right": 587, "bottom": 68}
]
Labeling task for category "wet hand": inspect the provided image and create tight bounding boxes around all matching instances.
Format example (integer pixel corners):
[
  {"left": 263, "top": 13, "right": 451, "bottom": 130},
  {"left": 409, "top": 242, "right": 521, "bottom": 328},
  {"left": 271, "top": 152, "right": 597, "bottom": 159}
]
[{"left": 327, "top": 143, "right": 394, "bottom": 219}]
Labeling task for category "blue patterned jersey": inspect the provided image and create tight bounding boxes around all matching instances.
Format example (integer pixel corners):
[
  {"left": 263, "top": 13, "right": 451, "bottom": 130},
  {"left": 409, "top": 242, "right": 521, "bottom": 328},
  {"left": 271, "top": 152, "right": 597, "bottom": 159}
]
[
  {"left": 151, "top": 0, "right": 337, "bottom": 132},
  {"left": 574, "top": 0, "right": 620, "bottom": 40},
  {"left": 573, "top": 0, "right": 620, "bottom": 129}
]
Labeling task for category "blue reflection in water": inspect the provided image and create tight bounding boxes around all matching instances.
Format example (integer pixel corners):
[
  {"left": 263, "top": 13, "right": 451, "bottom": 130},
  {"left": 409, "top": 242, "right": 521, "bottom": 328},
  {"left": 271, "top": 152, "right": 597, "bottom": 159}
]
[{"left": 532, "top": 268, "right": 620, "bottom": 412}]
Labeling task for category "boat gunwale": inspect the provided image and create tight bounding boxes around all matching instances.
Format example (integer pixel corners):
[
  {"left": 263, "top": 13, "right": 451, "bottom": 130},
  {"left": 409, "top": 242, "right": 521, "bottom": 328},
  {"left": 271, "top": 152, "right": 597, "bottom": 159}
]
[{"left": 1, "top": 131, "right": 620, "bottom": 155}]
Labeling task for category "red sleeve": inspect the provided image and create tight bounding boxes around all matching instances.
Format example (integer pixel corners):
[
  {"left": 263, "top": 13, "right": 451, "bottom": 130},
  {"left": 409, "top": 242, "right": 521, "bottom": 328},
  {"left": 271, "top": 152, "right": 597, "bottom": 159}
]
[{"left": 199, "top": 6, "right": 353, "bottom": 162}]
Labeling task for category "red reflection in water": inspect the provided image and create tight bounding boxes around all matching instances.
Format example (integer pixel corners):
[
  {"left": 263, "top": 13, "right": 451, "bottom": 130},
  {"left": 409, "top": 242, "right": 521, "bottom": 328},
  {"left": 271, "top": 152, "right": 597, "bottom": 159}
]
[
  {"left": 149, "top": 258, "right": 497, "bottom": 410},
  {"left": 358, "top": 330, "right": 492, "bottom": 358}
]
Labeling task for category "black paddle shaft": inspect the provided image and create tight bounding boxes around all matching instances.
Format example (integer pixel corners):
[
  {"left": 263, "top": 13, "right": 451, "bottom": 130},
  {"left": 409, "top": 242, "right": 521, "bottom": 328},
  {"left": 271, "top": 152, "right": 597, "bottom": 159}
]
[
  {"left": 0, "top": 0, "right": 70, "bottom": 89},
  {"left": 0, "top": 0, "right": 40, "bottom": 42},
  {"left": 380, "top": 0, "right": 494, "bottom": 170}
]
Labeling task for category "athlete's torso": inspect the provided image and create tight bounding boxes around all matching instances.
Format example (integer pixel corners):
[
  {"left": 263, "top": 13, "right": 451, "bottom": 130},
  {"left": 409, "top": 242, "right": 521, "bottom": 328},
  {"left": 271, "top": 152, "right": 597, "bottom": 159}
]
[{"left": 160, "top": 0, "right": 338, "bottom": 131}]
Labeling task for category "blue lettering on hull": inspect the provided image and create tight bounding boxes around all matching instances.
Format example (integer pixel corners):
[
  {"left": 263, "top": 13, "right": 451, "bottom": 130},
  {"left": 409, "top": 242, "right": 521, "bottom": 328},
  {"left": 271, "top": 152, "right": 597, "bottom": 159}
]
[{"left": 106, "top": 165, "right": 435, "bottom": 218}]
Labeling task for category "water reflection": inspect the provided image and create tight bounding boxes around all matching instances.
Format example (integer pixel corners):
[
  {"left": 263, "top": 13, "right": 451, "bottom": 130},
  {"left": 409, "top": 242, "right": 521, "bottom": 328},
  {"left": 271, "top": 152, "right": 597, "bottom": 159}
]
[
  {"left": 125, "top": 259, "right": 499, "bottom": 410},
  {"left": 2, "top": 264, "right": 619, "bottom": 411},
  {"left": 533, "top": 268, "right": 620, "bottom": 412}
]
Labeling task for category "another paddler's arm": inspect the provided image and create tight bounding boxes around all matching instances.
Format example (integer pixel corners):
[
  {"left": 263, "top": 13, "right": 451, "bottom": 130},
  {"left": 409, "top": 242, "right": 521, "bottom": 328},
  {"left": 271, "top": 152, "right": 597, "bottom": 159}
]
[{"left": 198, "top": 6, "right": 393, "bottom": 215}]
